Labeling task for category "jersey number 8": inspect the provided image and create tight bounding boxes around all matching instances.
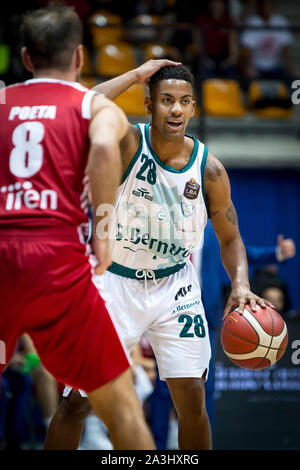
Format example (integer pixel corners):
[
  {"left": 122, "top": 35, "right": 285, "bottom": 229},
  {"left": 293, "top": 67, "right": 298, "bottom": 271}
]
[{"left": 9, "top": 122, "right": 45, "bottom": 178}]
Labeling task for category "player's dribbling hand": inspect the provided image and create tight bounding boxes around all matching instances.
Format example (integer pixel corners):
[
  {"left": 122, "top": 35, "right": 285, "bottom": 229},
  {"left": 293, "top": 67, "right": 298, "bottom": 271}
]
[
  {"left": 222, "top": 284, "right": 275, "bottom": 320},
  {"left": 134, "top": 59, "right": 181, "bottom": 85},
  {"left": 92, "top": 238, "right": 112, "bottom": 275}
]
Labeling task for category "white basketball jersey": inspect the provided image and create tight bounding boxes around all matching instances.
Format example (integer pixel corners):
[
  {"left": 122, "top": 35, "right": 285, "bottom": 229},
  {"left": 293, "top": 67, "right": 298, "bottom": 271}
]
[{"left": 108, "top": 123, "right": 208, "bottom": 279}]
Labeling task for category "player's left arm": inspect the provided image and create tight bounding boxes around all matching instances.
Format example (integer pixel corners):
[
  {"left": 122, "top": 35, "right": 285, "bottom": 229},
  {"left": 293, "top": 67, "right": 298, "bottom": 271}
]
[{"left": 204, "top": 152, "right": 275, "bottom": 318}]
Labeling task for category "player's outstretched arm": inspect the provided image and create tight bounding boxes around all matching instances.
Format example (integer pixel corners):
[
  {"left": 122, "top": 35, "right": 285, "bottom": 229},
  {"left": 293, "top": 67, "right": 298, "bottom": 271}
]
[
  {"left": 92, "top": 59, "right": 181, "bottom": 100},
  {"left": 204, "top": 152, "right": 275, "bottom": 318},
  {"left": 86, "top": 94, "right": 128, "bottom": 274}
]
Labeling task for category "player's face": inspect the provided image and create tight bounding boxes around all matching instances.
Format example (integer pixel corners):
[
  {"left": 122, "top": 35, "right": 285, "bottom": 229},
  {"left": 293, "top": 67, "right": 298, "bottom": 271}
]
[{"left": 149, "top": 79, "right": 195, "bottom": 140}]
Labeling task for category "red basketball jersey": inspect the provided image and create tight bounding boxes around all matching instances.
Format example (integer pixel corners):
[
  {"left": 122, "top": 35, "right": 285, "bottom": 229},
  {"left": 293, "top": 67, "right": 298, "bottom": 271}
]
[{"left": 0, "top": 78, "right": 96, "bottom": 233}]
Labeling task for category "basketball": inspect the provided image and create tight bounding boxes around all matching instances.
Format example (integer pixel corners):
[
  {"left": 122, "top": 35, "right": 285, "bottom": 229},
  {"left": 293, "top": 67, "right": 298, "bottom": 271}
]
[{"left": 221, "top": 304, "right": 288, "bottom": 370}]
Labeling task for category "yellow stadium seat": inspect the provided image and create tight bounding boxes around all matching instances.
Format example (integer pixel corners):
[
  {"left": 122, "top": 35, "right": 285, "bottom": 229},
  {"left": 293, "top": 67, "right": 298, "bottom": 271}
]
[
  {"left": 203, "top": 79, "right": 246, "bottom": 117},
  {"left": 114, "top": 84, "right": 148, "bottom": 115},
  {"left": 96, "top": 42, "right": 136, "bottom": 77},
  {"left": 248, "top": 80, "right": 292, "bottom": 118},
  {"left": 141, "top": 43, "right": 182, "bottom": 62},
  {"left": 89, "top": 10, "right": 124, "bottom": 48}
]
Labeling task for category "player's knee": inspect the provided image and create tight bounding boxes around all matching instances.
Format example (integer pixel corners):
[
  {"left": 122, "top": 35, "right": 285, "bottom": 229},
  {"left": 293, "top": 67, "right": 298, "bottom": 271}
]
[
  {"left": 176, "top": 378, "right": 207, "bottom": 419},
  {"left": 59, "top": 391, "right": 91, "bottom": 423}
]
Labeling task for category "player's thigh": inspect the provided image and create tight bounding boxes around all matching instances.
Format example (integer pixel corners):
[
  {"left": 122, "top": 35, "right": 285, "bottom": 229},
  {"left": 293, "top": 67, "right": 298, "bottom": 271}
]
[{"left": 87, "top": 368, "right": 143, "bottom": 426}]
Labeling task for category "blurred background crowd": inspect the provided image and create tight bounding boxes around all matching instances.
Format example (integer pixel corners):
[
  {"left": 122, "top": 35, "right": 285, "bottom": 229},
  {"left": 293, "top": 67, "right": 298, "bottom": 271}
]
[{"left": 0, "top": 0, "right": 299, "bottom": 451}]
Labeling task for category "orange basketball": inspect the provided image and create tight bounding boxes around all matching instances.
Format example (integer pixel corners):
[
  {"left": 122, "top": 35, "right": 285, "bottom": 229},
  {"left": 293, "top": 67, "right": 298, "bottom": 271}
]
[{"left": 221, "top": 304, "right": 288, "bottom": 369}]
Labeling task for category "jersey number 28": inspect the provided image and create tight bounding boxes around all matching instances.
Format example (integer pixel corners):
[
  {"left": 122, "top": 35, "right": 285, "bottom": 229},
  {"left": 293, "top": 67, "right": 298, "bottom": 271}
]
[{"left": 136, "top": 154, "right": 157, "bottom": 185}]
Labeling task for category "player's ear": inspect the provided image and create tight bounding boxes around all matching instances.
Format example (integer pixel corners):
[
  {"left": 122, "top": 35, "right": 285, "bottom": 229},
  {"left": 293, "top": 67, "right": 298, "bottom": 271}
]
[
  {"left": 75, "top": 44, "right": 84, "bottom": 71},
  {"left": 144, "top": 97, "right": 153, "bottom": 115},
  {"left": 191, "top": 99, "right": 195, "bottom": 117},
  {"left": 21, "top": 47, "right": 34, "bottom": 73}
]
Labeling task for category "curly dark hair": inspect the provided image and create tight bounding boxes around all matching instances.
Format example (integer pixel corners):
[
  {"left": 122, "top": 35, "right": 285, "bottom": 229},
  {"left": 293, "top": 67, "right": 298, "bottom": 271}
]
[{"left": 148, "top": 65, "right": 195, "bottom": 98}]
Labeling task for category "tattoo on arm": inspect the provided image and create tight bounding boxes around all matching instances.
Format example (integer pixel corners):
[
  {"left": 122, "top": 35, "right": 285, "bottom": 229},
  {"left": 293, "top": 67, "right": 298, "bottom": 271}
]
[
  {"left": 205, "top": 159, "right": 224, "bottom": 182},
  {"left": 226, "top": 203, "right": 238, "bottom": 225},
  {"left": 205, "top": 159, "right": 224, "bottom": 217}
]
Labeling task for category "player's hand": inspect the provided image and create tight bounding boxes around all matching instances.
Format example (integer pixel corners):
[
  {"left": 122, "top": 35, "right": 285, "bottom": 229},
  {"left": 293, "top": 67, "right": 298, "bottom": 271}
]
[
  {"left": 277, "top": 234, "right": 296, "bottom": 261},
  {"left": 134, "top": 59, "right": 181, "bottom": 85},
  {"left": 222, "top": 284, "right": 275, "bottom": 320},
  {"left": 92, "top": 238, "right": 112, "bottom": 275}
]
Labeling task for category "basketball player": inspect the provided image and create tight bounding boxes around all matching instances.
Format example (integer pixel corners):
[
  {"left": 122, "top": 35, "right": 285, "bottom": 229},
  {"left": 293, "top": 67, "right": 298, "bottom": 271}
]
[
  {"left": 0, "top": 5, "right": 157, "bottom": 450},
  {"left": 45, "top": 62, "right": 274, "bottom": 450}
]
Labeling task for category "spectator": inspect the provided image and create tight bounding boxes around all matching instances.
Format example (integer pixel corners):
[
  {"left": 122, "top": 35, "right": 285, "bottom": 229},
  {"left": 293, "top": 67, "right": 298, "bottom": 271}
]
[
  {"left": 89, "top": 0, "right": 138, "bottom": 21},
  {"left": 169, "top": 0, "right": 205, "bottom": 70},
  {"left": 228, "top": 0, "right": 256, "bottom": 25},
  {"left": 0, "top": 334, "right": 59, "bottom": 449},
  {"left": 195, "top": 0, "right": 239, "bottom": 78},
  {"left": 0, "top": 341, "right": 34, "bottom": 449},
  {"left": 20, "top": 334, "right": 59, "bottom": 431},
  {"left": 250, "top": 264, "right": 292, "bottom": 315},
  {"left": 261, "top": 285, "right": 286, "bottom": 315},
  {"left": 238, "top": 0, "right": 294, "bottom": 88}
]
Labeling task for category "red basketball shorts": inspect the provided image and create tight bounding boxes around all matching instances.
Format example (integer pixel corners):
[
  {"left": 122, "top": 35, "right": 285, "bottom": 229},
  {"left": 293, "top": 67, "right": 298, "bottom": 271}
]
[{"left": 0, "top": 228, "right": 130, "bottom": 393}]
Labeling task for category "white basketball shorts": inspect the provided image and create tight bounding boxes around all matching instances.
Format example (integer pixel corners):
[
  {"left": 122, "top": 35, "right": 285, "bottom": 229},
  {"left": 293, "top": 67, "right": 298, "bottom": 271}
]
[{"left": 63, "top": 259, "right": 211, "bottom": 398}]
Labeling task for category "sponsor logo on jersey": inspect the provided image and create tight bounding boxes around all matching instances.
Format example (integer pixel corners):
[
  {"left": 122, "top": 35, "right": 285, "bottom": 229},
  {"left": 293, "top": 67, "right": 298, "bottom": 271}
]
[
  {"left": 175, "top": 284, "right": 192, "bottom": 301},
  {"left": 184, "top": 178, "right": 200, "bottom": 200},
  {"left": 0, "top": 181, "right": 57, "bottom": 211},
  {"left": 180, "top": 202, "right": 194, "bottom": 217},
  {"left": 171, "top": 299, "right": 201, "bottom": 315},
  {"left": 115, "top": 223, "right": 192, "bottom": 261},
  {"left": 132, "top": 187, "right": 153, "bottom": 201}
]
